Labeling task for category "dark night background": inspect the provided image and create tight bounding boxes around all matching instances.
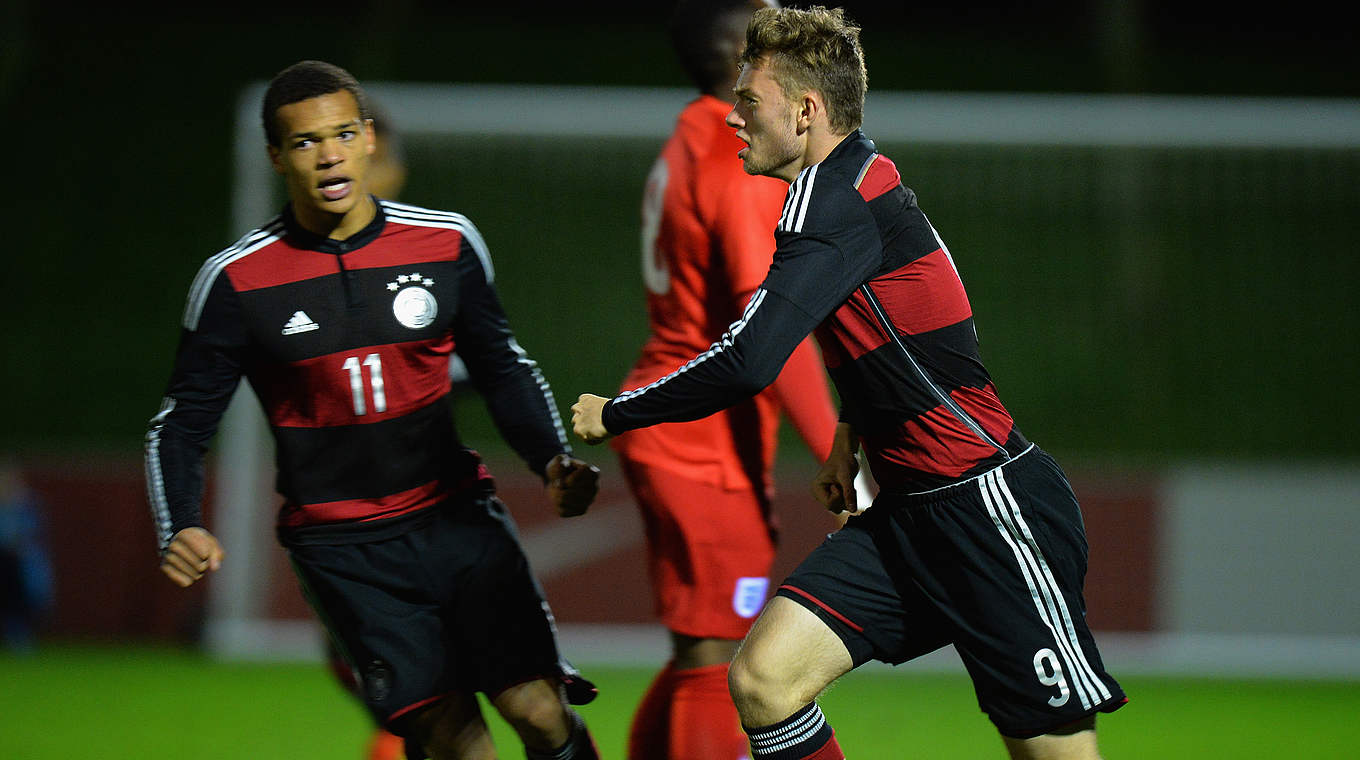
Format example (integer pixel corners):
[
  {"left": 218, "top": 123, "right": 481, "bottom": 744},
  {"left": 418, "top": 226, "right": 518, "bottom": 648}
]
[
  {"left": 1, "top": 0, "right": 1358, "bottom": 674},
  {"left": 3, "top": 0, "right": 1358, "bottom": 456}
]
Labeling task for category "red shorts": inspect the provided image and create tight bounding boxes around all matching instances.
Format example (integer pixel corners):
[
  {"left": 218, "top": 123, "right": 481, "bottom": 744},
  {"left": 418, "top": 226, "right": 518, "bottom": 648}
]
[{"left": 620, "top": 458, "right": 777, "bottom": 640}]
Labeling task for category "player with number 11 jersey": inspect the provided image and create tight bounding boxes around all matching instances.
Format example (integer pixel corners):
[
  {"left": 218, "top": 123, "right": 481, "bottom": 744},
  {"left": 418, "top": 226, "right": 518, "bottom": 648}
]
[{"left": 148, "top": 199, "right": 565, "bottom": 540}]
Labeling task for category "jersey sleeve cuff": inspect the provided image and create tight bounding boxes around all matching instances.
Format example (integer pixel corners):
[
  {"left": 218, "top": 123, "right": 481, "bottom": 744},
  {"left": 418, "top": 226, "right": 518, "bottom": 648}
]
[{"left": 601, "top": 398, "right": 624, "bottom": 436}]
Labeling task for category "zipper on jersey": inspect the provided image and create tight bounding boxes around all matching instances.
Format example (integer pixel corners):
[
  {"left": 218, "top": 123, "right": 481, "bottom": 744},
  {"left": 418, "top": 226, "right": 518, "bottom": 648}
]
[{"left": 858, "top": 284, "right": 1010, "bottom": 459}]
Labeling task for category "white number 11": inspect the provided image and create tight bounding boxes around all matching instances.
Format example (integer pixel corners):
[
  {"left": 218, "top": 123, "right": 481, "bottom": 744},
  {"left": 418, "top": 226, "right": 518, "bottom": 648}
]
[{"left": 343, "top": 353, "right": 386, "bottom": 415}]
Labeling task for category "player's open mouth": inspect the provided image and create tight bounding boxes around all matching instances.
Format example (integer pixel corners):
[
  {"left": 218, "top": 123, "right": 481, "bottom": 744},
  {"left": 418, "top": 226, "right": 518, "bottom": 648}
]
[{"left": 319, "top": 177, "right": 352, "bottom": 201}]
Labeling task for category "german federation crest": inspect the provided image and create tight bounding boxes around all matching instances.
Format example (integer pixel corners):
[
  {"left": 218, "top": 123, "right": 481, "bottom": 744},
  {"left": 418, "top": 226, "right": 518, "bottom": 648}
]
[{"left": 388, "top": 272, "right": 437, "bottom": 329}]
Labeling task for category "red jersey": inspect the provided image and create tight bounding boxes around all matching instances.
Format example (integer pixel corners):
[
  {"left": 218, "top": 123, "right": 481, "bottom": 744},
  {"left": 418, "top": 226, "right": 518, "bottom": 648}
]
[
  {"left": 606, "top": 132, "right": 1029, "bottom": 493},
  {"left": 613, "top": 95, "right": 835, "bottom": 494}
]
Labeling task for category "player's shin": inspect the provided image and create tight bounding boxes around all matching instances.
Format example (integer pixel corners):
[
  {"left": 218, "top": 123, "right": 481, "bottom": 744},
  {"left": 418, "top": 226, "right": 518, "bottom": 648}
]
[{"left": 525, "top": 709, "right": 599, "bottom": 760}]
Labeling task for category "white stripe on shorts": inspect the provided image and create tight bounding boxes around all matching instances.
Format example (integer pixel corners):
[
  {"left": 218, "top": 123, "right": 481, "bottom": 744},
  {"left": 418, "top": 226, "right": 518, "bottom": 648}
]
[{"left": 978, "top": 467, "right": 1113, "bottom": 710}]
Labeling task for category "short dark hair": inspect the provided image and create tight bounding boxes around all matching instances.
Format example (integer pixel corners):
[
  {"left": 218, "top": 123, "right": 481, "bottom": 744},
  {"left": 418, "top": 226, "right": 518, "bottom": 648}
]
[
  {"left": 669, "top": 0, "right": 769, "bottom": 94},
  {"left": 261, "top": 60, "right": 371, "bottom": 146}
]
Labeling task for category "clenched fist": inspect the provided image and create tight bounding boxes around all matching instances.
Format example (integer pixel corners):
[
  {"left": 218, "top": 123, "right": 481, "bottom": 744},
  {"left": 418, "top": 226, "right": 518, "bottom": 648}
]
[
  {"left": 571, "top": 394, "right": 613, "bottom": 445},
  {"left": 160, "top": 527, "right": 225, "bottom": 588},
  {"left": 546, "top": 453, "right": 601, "bottom": 518}
]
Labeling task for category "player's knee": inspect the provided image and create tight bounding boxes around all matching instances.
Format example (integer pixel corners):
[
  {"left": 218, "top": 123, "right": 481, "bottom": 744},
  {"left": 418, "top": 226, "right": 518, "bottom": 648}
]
[
  {"left": 728, "top": 647, "right": 794, "bottom": 718},
  {"left": 401, "top": 695, "right": 485, "bottom": 757},
  {"left": 491, "top": 680, "right": 570, "bottom": 745}
]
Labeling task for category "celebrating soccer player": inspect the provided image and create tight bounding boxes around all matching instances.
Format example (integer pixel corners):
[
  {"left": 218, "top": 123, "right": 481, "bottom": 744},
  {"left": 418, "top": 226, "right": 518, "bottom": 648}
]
[
  {"left": 613, "top": 2, "right": 846, "bottom": 759},
  {"left": 574, "top": 7, "right": 1126, "bottom": 759}
]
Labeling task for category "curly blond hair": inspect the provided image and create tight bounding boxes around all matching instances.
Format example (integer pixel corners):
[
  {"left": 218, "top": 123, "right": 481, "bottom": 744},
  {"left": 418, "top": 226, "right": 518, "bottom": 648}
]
[{"left": 739, "top": 5, "right": 867, "bottom": 133}]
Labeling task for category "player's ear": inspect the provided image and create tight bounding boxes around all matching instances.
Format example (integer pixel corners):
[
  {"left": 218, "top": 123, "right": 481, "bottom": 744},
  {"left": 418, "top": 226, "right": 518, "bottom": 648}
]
[
  {"left": 364, "top": 118, "right": 376, "bottom": 156},
  {"left": 796, "top": 91, "right": 819, "bottom": 134},
  {"left": 266, "top": 143, "right": 285, "bottom": 175}
]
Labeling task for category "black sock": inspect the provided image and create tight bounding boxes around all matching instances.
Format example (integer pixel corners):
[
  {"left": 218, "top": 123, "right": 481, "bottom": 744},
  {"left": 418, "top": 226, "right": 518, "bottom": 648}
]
[
  {"left": 525, "top": 710, "right": 598, "bottom": 760},
  {"left": 746, "top": 702, "right": 836, "bottom": 759}
]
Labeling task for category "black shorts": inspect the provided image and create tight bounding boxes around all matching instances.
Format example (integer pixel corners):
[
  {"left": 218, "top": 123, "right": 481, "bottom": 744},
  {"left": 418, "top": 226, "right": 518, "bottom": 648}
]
[
  {"left": 284, "top": 495, "right": 588, "bottom": 734},
  {"left": 778, "top": 446, "right": 1126, "bottom": 738}
]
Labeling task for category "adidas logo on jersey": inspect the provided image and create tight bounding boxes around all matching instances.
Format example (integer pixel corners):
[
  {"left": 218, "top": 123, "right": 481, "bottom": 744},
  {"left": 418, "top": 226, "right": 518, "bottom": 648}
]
[{"left": 281, "top": 310, "right": 319, "bottom": 335}]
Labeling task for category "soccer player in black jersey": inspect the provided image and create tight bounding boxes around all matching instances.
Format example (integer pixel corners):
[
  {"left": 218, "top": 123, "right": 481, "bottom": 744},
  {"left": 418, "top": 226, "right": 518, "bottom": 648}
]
[
  {"left": 146, "top": 60, "right": 601, "bottom": 760},
  {"left": 574, "top": 7, "right": 1125, "bottom": 760}
]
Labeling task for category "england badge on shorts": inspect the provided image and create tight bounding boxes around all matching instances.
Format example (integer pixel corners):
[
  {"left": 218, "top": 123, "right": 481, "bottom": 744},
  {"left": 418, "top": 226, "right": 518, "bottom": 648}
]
[{"left": 732, "top": 576, "right": 770, "bottom": 618}]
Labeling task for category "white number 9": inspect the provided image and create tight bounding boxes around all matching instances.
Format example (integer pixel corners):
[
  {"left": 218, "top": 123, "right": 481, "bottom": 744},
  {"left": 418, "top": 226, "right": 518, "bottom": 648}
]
[{"left": 1033, "top": 648, "right": 1070, "bottom": 707}]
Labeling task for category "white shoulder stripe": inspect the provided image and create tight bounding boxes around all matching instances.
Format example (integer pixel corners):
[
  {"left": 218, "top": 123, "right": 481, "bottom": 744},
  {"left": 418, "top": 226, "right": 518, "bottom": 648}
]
[
  {"left": 382, "top": 201, "right": 496, "bottom": 283},
  {"left": 777, "top": 164, "right": 818, "bottom": 233},
  {"left": 183, "top": 220, "right": 284, "bottom": 330},
  {"left": 778, "top": 171, "right": 805, "bottom": 232},
  {"left": 779, "top": 180, "right": 798, "bottom": 229},
  {"left": 383, "top": 214, "right": 471, "bottom": 230},
  {"left": 381, "top": 201, "right": 475, "bottom": 227},
  {"left": 616, "top": 288, "right": 767, "bottom": 403},
  {"left": 793, "top": 164, "right": 818, "bottom": 232},
  {"left": 383, "top": 209, "right": 471, "bottom": 226},
  {"left": 380, "top": 198, "right": 466, "bottom": 221}
]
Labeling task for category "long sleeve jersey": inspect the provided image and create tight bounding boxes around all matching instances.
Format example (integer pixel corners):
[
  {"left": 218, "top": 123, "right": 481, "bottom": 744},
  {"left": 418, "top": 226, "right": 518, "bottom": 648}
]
[
  {"left": 613, "top": 95, "right": 836, "bottom": 495},
  {"left": 603, "top": 131, "right": 1029, "bottom": 493},
  {"left": 145, "top": 199, "right": 570, "bottom": 550}
]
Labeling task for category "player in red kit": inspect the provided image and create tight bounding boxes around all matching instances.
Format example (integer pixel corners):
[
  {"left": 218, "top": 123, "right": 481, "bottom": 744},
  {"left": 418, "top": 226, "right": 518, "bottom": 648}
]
[{"left": 613, "top": 2, "right": 842, "bottom": 758}]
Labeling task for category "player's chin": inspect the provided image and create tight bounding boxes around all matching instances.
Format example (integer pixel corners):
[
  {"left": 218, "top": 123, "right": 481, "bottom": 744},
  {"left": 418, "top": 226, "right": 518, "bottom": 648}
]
[{"left": 310, "top": 190, "right": 357, "bottom": 214}]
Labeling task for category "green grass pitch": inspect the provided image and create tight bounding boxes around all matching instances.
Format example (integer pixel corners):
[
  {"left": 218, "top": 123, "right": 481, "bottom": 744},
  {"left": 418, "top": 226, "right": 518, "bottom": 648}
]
[{"left": 2, "top": 644, "right": 1358, "bottom": 759}]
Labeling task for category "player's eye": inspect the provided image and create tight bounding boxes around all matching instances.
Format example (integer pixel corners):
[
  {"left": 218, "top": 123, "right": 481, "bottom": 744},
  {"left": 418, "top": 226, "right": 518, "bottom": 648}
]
[
  {"left": 293, "top": 138, "right": 314, "bottom": 150},
  {"left": 339, "top": 130, "right": 356, "bottom": 141}
]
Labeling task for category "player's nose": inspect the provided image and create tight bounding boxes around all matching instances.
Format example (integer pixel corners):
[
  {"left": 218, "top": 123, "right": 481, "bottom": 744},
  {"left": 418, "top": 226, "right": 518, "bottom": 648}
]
[{"left": 317, "top": 137, "right": 343, "bottom": 166}]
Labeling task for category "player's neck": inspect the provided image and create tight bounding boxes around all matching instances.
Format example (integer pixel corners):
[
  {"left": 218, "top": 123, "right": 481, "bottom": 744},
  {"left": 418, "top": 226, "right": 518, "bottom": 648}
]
[
  {"left": 769, "top": 128, "right": 852, "bottom": 183},
  {"left": 294, "top": 194, "right": 377, "bottom": 241},
  {"left": 800, "top": 129, "right": 853, "bottom": 174}
]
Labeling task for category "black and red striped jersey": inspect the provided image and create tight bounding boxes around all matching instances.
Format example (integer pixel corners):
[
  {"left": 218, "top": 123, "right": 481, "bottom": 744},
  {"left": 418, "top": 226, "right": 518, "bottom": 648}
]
[
  {"left": 603, "top": 131, "right": 1028, "bottom": 493},
  {"left": 145, "top": 199, "right": 571, "bottom": 551}
]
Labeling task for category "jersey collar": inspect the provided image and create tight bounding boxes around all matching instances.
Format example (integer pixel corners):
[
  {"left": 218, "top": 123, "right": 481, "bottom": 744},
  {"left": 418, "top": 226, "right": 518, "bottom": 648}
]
[
  {"left": 281, "top": 197, "right": 387, "bottom": 254},
  {"left": 825, "top": 129, "right": 875, "bottom": 165}
]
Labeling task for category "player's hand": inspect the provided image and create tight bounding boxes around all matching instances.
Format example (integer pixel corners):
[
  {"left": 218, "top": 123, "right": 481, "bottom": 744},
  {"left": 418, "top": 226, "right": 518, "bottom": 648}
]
[
  {"left": 811, "top": 449, "right": 863, "bottom": 516},
  {"left": 546, "top": 453, "right": 601, "bottom": 518},
  {"left": 571, "top": 394, "right": 613, "bottom": 445},
  {"left": 160, "top": 527, "right": 225, "bottom": 588}
]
